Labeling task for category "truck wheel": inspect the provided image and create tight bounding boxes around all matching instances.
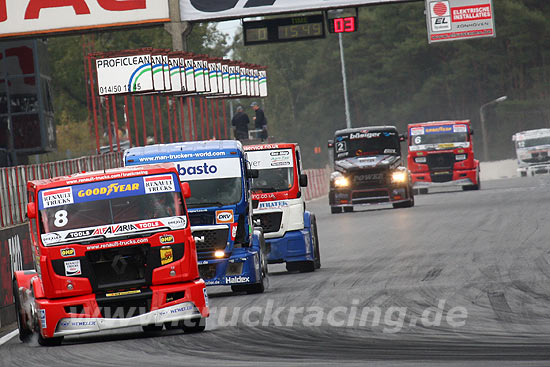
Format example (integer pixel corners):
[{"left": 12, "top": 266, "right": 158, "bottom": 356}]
[
  {"left": 13, "top": 279, "right": 32, "bottom": 342},
  {"left": 180, "top": 317, "right": 206, "bottom": 333},
  {"left": 330, "top": 206, "right": 342, "bottom": 214},
  {"left": 343, "top": 206, "right": 354, "bottom": 213},
  {"left": 286, "top": 261, "right": 315, "bottom": 273},
  {"left": 38, "top": 333, "right": 64, "bottom": 347},
  {"left": 311, "top": 215, "right": 321, "bottom": 269}
]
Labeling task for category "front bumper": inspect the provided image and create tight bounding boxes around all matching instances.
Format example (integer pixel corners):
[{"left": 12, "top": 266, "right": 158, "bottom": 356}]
[
  {"left": 265, "top": 229, "right": 314, "bottom": 264},
  {"left": 525, "top": 164, "right": 550, "bottom": 175},
  {"left": 35, "top": 279, "right": 208, "bottom": 338},
  {"left": 198, "top": 249, "right": 260, "bottom": 286},
  {"left": 411, "top": 168, "right": 476, "bottom": 188},
  {"left": 329, "top": 186, "right": 411, "bottom": 207}
]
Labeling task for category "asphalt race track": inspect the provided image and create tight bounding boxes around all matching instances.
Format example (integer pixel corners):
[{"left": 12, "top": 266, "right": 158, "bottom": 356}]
[{"left": 3, "top": 176, "right": 550, "bottom": 366}]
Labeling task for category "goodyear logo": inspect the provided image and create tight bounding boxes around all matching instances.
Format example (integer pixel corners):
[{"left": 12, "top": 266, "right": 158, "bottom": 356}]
[
  {"left": 77, "top": 183, "right": 140, "bottom": 198},
  {"left": 60, "top": 248, "right": 75, "bottom": 257},
  {"left": 160, "top": 234, "right": 175, "bottom": 244},
  {"left": 160, "top": 246, "right": 174, "bottom": 265},
  {"left": 425, "top": 126, "right": 453, "bottom": 134}
]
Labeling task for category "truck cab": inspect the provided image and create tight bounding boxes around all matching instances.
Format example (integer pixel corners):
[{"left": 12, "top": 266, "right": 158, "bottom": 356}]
[
  {"left": 407, "top": 120, "right": 479, "bottom": 192},
  {"left": 14, "top": 164, "right": 209, "bottom": 346},
  {"left": 328, "top": 126, "right": 414, "bottom": 213},
  {"left": 244, "top": 143, "right": 321, "bottom": 273},
  {"left": 124, "top": 141, "right": 268, "bottom": 294},
  {"left": 512, "top": 128, "right": 550, "bottom": 177}
]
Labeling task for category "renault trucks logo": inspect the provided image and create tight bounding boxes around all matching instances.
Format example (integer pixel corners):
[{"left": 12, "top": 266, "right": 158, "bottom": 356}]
[
  {"left": 144, "top": 175, "right": 175, "bottom": 194},
  {"left": 42, "top": 187, "right": 74, "bottom": 208},
  {"left": 216, "top": 210, "right": 234, "bottom": 224}
]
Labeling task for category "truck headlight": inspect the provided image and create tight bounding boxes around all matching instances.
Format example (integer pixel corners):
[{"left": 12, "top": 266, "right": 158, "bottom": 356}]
[
  {"left": 391, "top": 171, "right": 407, "bottom": 183},
  {"left": 334, "top": 177, "right": 349, "bottom": 187},
  {"left": 455, "top": 154, "right": 467, "bottom": 161},
  {"left": 414, "top": 156, "right": 427, "bottom": 163}
]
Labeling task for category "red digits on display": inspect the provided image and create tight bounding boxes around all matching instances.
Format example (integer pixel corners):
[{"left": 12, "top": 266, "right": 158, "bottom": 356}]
[
  {"left": 97, "top": 0, "right": 146, "bottom": 11},
  {"left": 333, "top": 17, "right": 356, "bottom": 33}
]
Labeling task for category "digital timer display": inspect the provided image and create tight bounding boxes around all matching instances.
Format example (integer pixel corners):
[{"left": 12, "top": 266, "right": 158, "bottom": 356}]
[
  {"left": 243, "top": 15, "right": 326, "bottom": 45},
  {"left": 328, "top": 16, "right": 358, "bottom": 33}
]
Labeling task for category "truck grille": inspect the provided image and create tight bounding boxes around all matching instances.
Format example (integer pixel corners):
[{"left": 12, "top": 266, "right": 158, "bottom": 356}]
[
  {"left": 193, "top": 228, "right": 229, "bottom": 253},
  {"left": 431, "top": 172, "right": 453, "bottom": 183},
  {"left": 188, "top": 212, "right": 215, "bottom": 226},
  {"left": 427, "top": 153, "right": 454, "bottom": 171},
  {"left": 350, "top": 170, "right": 387, "bottom": 188},
  {"left": 253, "top": 212, "right": 283, "bottom": 233},
  {"left": 86, "top": 245, "right": 149, "bottom": 291}
]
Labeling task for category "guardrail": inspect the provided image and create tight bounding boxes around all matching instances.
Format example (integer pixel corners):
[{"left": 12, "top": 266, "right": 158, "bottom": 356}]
[
  {"left": 0, "top": 152, "right": 124, "bottom": 228},
  {"left": 303, "top": 167, "right": 330, "bottom": 201}
]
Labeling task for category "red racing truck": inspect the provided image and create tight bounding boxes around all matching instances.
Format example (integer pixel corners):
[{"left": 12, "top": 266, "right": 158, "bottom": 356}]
[
  {"left": 13, "top": 164, "right": 209, "bottom": 346},
  {"left": 407, "top": 120, "right": 480, "bottom": 193}
]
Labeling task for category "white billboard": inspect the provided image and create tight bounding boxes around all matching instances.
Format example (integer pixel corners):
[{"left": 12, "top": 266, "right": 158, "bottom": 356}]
[
  {"left": 96, "top": 55, "right": 154, "bottom": 95},
  {"left": 179, "top": 0, "right": 410, "bottom": 21},
  {"left": 0, "top": 0, "right": 169, "bottom": 39},
  {"left": 425, "top": 0, "right": 495, "bottom": 43}
]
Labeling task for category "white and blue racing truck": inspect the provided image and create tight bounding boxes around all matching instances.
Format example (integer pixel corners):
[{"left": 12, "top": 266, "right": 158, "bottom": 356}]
[{"left": 513, "top": 128, "right": 550, "bottom": 177}]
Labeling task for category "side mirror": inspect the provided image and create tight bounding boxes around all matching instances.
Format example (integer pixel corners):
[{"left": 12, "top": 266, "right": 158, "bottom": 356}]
[
  {"left": 247, "top": 169, "right": 259, "bottom": 179},
  {"left": 252, "top": 199, "right": 260, "bottom": 209},
  {"left": 299, "top": 174, "right": 308, "bottom": 187},
  {"left": 470, "top": 129, "right": 474, "bottom": 136},
  {"left": 328, "top": 140, "right": 334, "bottom": 148},
  {"left": 27, "top": 202, "right": 36, "bottom": 219},
  {"left": 181, "top": 182, "right": 191, "bottom": 199},
  {"left": 399, "top": 134, "right": 407, "bottom": 142}
]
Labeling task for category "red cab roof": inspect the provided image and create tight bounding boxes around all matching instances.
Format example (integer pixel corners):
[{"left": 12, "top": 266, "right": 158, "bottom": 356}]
[{"left": 408, "top": 120, "right": 471, "bottom": 128}]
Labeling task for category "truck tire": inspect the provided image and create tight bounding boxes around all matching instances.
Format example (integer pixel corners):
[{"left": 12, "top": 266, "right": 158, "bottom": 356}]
[
  {"left": 311, "top": 215, "right": 321, "bottom": 269},
  {"left": 180, "top": 317, "right": 206, "bottom": 333},
  {"left": 330, "top": 206, "right": 342, "bottom": 214},
  {"left": 286, "top": 261, "right": 315, "bottom": 273},
  {"left": 13, "top": 279, "right": 32, "bottom": 342},
  {"left": 232, "top": 230, "right": 269, "bottom": 294}
]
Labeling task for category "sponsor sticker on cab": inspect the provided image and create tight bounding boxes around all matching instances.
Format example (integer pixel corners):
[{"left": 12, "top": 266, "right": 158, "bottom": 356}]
[
  {"left": 160, "top": 234, "right": 175, "bottom": 244},
  {"left": 64, "top": 260, "right": 82, "bottom": 276},
  {"left": 41, "top": 187, "right": 74, "bottom": 209},
  {"left": 60, "top": 248, "right": 76, "bottom": 257},
  {"left": 410, "top": 127, "right": 425, "bottom": 136},
  {"left": 144, "top": 175, "right": 175, "bottom": 194},
  {"left": 160, "top": 246, "right": 174, "bottom": 265},
  {"left": 216, "top": 210, "right": 234, "bottom": 224}
]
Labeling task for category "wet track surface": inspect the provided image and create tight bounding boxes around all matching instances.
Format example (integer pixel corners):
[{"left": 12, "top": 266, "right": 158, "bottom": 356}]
[{"left": 3, "top": 176, "right": 550, "bottom": 366}]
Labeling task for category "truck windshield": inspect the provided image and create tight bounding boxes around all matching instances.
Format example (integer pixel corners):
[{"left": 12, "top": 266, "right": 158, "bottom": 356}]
[
  {"left": 246, "top": 148, "right": 295, "bottom": 193},
  {"left": 410, "top": 125, "right": 469, "bottom": 146},
  {"left": 334, "top": 133, "right": 400, "bottom": 160},
  {"left": 517, "top": 137, "right": 550, "bottom": 149},
  {"left": 38, "top": 174, "right": 184, "bottom": 235},
  {"left": 185, "top": 177, "right": 243, "bottom": 208},
  {"left": 252, "top": 168, "right": 294, "bottom": 193}
]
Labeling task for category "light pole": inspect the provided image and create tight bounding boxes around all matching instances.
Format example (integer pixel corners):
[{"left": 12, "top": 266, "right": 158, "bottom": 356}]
[
  {"left": 479, "top": 95, "right": 507, "bottom": 161},
  {"left": 338, "top": 33, "right": 352, "bottom": 129}
]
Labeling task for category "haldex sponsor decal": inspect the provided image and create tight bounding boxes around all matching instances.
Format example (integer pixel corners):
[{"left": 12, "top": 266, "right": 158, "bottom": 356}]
[
  {"left": 216, "top": 210, "right": 234, "bottom": 224},
  {"left": 225, "top": 276, "right": 250, "bottom": 284},
  {"left": 144, "top": 175, "right": 175, "bottom": 194},
  {"left": 41, "top": 187, "right": 74, "bottom": 208}
]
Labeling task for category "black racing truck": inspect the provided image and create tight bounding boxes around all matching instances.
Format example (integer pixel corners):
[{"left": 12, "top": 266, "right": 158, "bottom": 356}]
[{"left": 328, "top": 126, "right": 414, "bottom": 213}]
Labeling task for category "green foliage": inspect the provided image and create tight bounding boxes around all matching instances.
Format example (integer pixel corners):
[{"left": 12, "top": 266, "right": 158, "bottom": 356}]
[{"left": 232, "top": 0, "right": 549, "bottom": 165}]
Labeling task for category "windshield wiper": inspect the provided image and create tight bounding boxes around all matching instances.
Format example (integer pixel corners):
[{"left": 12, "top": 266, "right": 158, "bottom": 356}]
[
  {"left": 77, "top": 235, "right": 107, "bottom": 245},
  {"left": 190, "top": 201, "right": 226, "bottom": 207}
]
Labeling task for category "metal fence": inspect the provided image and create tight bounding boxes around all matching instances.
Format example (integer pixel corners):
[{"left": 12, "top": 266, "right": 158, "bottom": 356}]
[
  {"left": 0, "top": 152, "right": 124, "bottom": 228},
  {"left": 0, "top": 153, "right": 329, "bottom": 229}
]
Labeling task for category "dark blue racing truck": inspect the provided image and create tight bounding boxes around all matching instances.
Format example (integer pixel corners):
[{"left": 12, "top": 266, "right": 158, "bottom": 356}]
[{"left": 124, "top": 141, "right": 268, "bottom": 294}]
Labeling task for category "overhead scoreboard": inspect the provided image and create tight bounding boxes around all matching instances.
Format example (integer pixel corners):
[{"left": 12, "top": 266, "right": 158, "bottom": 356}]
[{"left": 243, "top": 15, "right": 325, "bottom": 45}]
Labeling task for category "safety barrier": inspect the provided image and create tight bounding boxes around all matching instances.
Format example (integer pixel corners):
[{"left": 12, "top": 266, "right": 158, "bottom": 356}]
[
  {"left": 0, "top": 152, "right": 124, "bottom": 228},
  {"left": 303, "top": 167, "right": 330, "bottom": 201}
]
